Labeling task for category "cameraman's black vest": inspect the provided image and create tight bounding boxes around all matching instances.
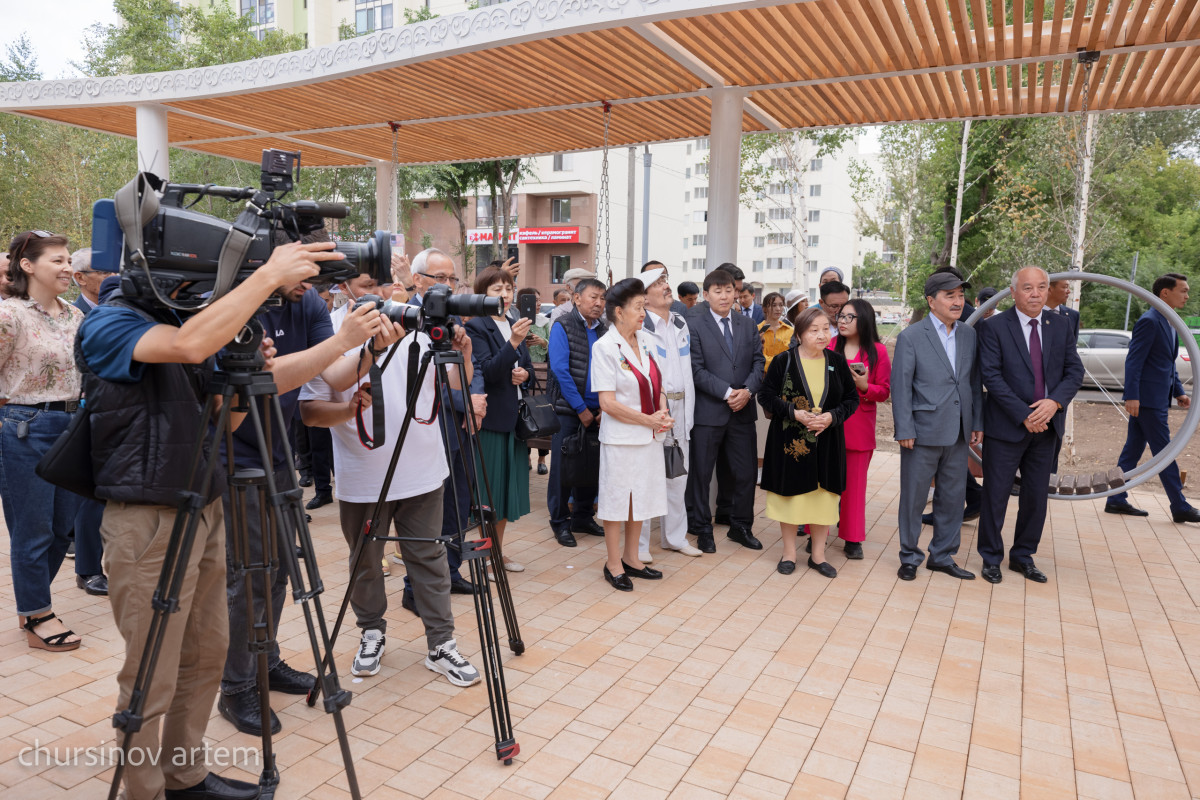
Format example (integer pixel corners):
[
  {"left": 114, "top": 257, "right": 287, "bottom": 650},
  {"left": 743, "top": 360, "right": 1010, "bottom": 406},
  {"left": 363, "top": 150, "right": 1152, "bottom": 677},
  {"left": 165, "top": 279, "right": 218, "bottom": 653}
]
[
  {"left": 76, "top": 298, "right": 225, "bottom": 506},
  {"left": 547, "top": 310, "right": 607, "bottom": 416}
]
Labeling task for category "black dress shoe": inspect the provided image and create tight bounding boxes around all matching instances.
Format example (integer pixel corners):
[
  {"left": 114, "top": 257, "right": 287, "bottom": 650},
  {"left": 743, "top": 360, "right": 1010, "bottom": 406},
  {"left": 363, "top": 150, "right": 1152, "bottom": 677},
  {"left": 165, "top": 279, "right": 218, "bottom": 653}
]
[
  {"left": 298, "top": 473, "right": 314, "bottom": 488},
  {"left": 537, "top": 463, "right": 548, "bottom": 475},
  {"left": 554, "top": 526, "right": 578, "bottom": 547},
  {"left": 727, "top": 526, "right": 763, "bottom": 550},
  {"left": 981, "top": 565, "right": 1003, "bottom": 584},
  {"left": 1009, "top": 561, "right": 1048, "bottom": 583},
  {"left": 927, "top": 560, "right": 975, "bottom": 580},
  {"left": 450, "top": 578, "right": 476, "bottom": 594},
  {"left": 165, "top": 772, "right": 261, "bottom": 800},
  {"left": 843, "top": 541, "right": 863, "bottom": 559},
  {"left": 777, "top": 560, "right": 796, "bottom": 575},
  {"left": 76, "top": 574, "right": 109, "bottom": 596},
  {"left": 807, "top": 557, "right": 837, "bottom": 578},
  {"left": 1172, "top": 507, "right": 1200, "bottom": 524},
  {"left": 695, "top": 533, "right": 716, "bottom": 554},
  {"left": 603, "top": 565, "right": 634, "bottom": 592},
  {"left": 621, "top": 560, "right": 663, "bottom": 579},
  {"left": 571, "top": 519, "right": 605, "bottom": 537},
  {"left": 267, "top": 660, "right": 315, "bottom": 695},
  {"left": 1105, "top": 501, "right": 1149, "bottom": 517},
  {"left": 218, "top": 688, "right": 280, "bottom": 736},
  {"left": 962, "top": 505, "right": 981, "bottom": 522},
  {"left": 714, "top": 512, "right": 732, "bottom": 526},
  {"left": 897, "top": 564, "right": 918, "bottom": 581},
  {"left": 305, "top": 492, "right": 333, "bottom": 510},
  {"left": 921, "top": 512, "right": 934, "bottom": 527}
]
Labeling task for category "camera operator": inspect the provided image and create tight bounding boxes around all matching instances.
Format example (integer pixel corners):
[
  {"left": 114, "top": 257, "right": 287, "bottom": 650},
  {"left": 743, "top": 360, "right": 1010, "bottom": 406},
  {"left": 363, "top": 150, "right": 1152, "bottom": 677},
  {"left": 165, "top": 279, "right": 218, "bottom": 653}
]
[
  {"left": 77, "top": 240, "right": 348, "bottom": 800},
  {"left": 299, "top": 267, "right": 483, "bottom": 686},
  {"left": 217, "top": 230, "right": 396, "bottom": 737}
]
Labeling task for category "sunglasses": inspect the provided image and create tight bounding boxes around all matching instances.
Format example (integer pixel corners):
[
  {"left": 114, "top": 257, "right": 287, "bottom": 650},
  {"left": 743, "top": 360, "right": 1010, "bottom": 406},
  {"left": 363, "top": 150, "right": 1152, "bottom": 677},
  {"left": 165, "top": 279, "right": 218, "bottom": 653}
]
[{"left": 11, "top": 230, "right": 53, "bottom": 266}]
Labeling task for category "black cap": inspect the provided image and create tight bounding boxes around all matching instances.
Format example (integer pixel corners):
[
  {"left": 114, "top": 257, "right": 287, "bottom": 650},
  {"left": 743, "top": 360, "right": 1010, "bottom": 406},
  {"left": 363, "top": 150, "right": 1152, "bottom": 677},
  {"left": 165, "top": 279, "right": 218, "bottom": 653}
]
[{"left": 924, "top": 272, "right": 970, "bottom": 297}]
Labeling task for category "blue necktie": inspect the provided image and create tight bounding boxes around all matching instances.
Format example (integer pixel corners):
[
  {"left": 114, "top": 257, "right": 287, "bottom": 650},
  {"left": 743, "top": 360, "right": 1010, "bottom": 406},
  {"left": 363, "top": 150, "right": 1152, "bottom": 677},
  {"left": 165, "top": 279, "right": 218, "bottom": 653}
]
[{"left": 722, "top": 317, "right": 734, "bottom": 356}]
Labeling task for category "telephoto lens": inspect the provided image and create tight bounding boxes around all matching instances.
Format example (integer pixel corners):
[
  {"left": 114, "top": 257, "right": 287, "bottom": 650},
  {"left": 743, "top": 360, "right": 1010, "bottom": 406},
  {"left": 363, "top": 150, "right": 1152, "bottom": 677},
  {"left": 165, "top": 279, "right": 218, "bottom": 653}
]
[
  {"left": 351, "top": 294, "right": 421, "bottom": 331},
  {"left": 327, "top": 230, "right": 391, "bottom": 286}
]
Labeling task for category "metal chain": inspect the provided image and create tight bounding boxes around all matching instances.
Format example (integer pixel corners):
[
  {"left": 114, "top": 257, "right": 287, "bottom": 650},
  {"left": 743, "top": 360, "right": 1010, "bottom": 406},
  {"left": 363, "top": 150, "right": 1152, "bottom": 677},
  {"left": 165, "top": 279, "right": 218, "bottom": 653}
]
[
  {"left": 388, "top": 122, "right": 400, "bottom": 234},
  {"left": 597, "top": 102, "right": 612, "bottom": 286}
]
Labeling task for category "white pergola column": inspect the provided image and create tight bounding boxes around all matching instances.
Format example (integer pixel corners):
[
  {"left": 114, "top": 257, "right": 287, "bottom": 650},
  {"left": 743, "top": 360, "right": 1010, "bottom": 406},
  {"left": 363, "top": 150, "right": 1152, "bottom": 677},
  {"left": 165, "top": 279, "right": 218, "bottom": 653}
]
[
  {"left": 375, "top": 160, "right": 398, "bottom": 233},
  {"left": 135, "top": 103, "right": 170, "bottom": 180},
  {"left": 704, "top": 87, "right": 746, "bottom": 271}
]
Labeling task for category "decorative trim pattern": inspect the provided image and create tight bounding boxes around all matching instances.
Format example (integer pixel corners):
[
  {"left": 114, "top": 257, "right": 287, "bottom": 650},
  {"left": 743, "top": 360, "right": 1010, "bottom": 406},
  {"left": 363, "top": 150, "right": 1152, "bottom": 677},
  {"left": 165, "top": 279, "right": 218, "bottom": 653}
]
[{"left": 0, "top": 0, "right": 775, "bottom": 109}]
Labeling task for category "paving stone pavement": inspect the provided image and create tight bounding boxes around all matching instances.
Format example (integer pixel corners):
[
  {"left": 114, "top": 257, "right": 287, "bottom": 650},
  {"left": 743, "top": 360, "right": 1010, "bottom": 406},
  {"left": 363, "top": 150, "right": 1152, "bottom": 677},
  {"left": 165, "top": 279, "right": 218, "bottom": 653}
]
[{"left": 2, "top": 452, "right": 1200, "bottom": 799}]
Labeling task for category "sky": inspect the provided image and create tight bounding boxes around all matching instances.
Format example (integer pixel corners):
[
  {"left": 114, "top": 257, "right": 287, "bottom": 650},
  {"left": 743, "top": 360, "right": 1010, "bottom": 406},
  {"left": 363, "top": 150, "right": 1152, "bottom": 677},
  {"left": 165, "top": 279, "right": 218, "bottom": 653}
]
[{"left": 0, "top": 0, "right": 120, "bottom": 79}]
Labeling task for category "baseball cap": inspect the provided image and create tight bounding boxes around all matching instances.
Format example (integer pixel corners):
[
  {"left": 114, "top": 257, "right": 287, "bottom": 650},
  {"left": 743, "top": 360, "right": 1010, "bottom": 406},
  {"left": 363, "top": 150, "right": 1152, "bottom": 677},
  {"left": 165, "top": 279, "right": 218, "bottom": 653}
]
[{"left": 924, "top": 272, "right": 970, "bottom": 297}]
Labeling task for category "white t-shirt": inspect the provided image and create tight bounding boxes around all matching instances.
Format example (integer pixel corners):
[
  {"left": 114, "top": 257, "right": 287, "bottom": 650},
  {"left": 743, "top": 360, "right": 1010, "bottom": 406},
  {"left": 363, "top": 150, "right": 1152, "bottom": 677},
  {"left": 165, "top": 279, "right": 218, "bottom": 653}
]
[
  {"left": 299, "top": 303, "right": 449, "bottom": 502},
  {"left": 590, "top": 328, "right": 661, "bottom": 446}
]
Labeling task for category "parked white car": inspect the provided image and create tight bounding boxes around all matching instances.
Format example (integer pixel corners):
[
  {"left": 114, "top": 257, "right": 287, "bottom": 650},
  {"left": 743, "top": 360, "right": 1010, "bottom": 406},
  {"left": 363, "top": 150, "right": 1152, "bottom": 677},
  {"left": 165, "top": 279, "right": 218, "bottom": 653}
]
[{"left": 1077, "top": 328, "right": 1194, "bottom": 390}]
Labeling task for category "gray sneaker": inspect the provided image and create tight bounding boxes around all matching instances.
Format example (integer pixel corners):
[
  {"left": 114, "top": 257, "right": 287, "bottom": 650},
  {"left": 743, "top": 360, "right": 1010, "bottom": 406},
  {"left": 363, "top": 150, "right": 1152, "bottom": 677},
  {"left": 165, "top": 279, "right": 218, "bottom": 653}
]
[
  {"left": 351, "top": 629, "right": 385, "bottom": 676},
  {"left": 424, "top": 639, "right": 481, "bottom": 687}
]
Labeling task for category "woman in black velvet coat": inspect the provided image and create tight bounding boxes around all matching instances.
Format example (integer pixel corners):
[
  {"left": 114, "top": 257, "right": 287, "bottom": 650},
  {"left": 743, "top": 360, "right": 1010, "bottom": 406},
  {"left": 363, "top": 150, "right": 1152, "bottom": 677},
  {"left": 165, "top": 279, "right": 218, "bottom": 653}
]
[{"left": 758, "top": 305, "right": 859, "bottom": 578}]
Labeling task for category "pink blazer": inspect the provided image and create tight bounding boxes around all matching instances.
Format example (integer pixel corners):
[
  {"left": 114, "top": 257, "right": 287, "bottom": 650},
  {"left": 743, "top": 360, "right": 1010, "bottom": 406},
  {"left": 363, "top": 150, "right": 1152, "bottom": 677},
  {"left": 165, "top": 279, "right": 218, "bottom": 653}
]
[{"left": 829, "top": 340, "right": 891, "bottom": 451}]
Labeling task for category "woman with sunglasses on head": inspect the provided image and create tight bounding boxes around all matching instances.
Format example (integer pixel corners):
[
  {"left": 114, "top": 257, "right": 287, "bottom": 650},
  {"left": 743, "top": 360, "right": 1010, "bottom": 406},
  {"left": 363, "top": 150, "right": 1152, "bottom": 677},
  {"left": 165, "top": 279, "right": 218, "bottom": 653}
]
[
  {"left": 757, "top": 292, "right": 794, "bottom": 374},
  {"left": 0, "top": 231, "right": 86, "bottom": 651},
  {"left": 830, "top": 298, "right": 891, "bottom": 559}
]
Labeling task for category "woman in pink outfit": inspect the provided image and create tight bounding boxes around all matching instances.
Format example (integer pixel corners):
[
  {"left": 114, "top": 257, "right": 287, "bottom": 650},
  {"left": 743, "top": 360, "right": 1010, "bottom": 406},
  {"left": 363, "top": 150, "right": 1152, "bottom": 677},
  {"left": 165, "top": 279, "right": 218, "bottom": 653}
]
[{"left": 830, "top": 298, "right": 890, "bottom": 559}]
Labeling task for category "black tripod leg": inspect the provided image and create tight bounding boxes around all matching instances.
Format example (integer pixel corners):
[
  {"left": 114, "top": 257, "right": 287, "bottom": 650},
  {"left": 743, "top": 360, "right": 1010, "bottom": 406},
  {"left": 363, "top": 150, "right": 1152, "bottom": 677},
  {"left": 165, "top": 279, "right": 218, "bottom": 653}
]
[
  {"left": 462, "top": 539, "right": 519, "bottom": 764},
  {"left": 108, "top": 392, "right": 231, "bottom": 800},
  {"left": 227, "top": 468, "right": 281, "bottom": 797}
]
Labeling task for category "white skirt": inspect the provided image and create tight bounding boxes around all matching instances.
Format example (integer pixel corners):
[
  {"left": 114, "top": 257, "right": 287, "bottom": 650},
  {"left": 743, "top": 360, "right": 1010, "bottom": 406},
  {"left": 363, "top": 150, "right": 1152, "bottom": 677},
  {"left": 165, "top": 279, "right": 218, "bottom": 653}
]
[{"left": 597, "top": 440, "right": 668, "bottom": 522}]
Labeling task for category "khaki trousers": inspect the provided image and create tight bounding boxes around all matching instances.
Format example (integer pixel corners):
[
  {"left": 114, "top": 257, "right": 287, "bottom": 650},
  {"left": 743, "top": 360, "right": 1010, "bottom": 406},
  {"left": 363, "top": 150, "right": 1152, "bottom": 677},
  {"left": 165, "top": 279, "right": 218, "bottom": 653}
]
[{"left": 102, "top": 500, "right": 228, "bottom": 800}]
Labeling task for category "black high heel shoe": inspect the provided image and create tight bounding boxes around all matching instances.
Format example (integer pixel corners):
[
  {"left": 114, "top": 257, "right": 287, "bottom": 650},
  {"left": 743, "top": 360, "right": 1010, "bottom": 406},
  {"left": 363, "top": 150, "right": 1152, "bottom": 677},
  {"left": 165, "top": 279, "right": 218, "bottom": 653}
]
[
  {"left": 621, "top": 560, "right": 663, "bottom": 580},
  {"left": 604, "top": 565, "right": 634, "bottom": 591}
]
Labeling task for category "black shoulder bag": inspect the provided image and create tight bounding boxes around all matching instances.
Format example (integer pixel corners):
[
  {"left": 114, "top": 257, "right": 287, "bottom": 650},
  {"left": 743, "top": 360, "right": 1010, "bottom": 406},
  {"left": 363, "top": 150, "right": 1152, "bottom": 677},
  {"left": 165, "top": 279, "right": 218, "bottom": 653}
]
[{"left": 515, "top": 369, "right": 560, "bottom": 443}]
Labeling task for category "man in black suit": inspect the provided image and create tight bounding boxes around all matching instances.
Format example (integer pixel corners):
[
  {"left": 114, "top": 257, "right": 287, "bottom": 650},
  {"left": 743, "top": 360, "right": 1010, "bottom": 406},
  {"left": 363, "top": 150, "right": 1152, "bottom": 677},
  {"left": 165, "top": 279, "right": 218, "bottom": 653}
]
[
  {"left": 685, "top": 269, "right": 766, "bottom": 552},
  {"left": 1044, "top": 278, "right": 1081, "bottom": 338},
  {"left": 976, "top": 267, "right": 1084, "bottom": 583}
]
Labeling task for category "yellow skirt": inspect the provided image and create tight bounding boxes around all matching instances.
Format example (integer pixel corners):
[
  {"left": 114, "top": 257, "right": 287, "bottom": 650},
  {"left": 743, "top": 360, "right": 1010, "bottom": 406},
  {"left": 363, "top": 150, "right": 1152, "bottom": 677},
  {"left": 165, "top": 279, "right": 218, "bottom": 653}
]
[{"left": 766, "top": 489, "right": 841, "bottom": 526}]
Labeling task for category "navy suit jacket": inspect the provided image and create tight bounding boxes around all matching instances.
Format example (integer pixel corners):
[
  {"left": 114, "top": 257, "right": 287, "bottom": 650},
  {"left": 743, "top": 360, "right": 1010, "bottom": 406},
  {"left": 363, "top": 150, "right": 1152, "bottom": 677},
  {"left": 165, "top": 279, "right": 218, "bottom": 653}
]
[
  {"left": 738, "top": 303, "right": 764, "bottom": 325},
  {"left": 1124, "top": 307, "right": 1185, "bottom": 408},
  {"left": 73, "top": 294, "right": 95, "bottom": 315},
  {"left": 464, "top": 315, "right": 533, "bottom": 433},
  {"left": 977, "top": 308, "right": 1084, "bottom": 443},
  {"left": 687, "top": 306, "right": 766, "bottom": 426}
]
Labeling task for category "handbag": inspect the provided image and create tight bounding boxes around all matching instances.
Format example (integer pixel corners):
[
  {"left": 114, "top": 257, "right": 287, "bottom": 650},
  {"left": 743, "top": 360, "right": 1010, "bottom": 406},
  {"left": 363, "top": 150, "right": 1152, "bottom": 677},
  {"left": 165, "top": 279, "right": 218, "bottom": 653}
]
[
  {"left": 663, "top": 432, "right": 688, "bottom": 479},
  {"left": 515, "top": 371, "right": 560, "bottom": 443},
  {"left": 35, "top": 404, "right": 98, "bottom": 501},
  {"left": 559, "top": 423, "right": 601, "bottom": 488}
]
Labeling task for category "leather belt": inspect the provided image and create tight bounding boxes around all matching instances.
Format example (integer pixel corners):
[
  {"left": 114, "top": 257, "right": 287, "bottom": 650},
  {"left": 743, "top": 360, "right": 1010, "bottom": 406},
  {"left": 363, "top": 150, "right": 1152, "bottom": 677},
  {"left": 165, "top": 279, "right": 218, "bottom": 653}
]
[
  {"left": 664, "top": 391, "right": 686, "bottom": 400},
  {"left": 10, "top": 400, "right": 79, "bottom": 413}
]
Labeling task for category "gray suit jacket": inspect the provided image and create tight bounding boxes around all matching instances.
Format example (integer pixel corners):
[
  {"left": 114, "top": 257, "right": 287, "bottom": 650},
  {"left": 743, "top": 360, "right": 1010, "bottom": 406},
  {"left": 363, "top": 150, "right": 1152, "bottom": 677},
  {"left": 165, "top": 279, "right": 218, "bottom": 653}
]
[
  {"left": 688, "top": 307, "right": 766, "bottom": 426},
  {"left": 891, "top": 315, "right": 983, "bottom": 447}
]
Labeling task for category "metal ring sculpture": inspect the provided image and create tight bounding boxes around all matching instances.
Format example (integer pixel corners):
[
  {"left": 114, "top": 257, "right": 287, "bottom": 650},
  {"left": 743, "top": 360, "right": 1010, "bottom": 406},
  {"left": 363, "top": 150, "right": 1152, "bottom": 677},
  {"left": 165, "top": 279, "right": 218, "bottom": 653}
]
[{"left": 962, "top": 271, "right": 1200, "bottom": 502}]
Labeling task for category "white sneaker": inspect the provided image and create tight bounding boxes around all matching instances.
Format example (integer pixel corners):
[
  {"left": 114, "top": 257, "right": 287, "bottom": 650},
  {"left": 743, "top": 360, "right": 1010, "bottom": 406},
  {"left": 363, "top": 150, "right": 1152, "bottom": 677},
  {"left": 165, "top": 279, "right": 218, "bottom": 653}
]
[
  {"left": 351, "top": 629, "right": 385, "bottom": 676},
  {"left": 638, "top": 551, "right": 653, "bottom": 564},
  {"left": 425, "top": 639, "right": 481, "bottom": 687},
  {"left": 670, "top": 545, "right": 703, "bottom": 557}
]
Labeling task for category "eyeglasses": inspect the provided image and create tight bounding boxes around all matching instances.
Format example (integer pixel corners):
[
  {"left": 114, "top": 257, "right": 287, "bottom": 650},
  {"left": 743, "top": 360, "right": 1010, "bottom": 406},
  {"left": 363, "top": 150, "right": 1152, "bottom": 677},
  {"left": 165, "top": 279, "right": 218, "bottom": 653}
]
[
  {"left": 11, "top": 230, "right": 53, "bottom": 266},
  {"left": 836, "top": 313, "right": 858, "bottom": 323},
  {"left": 418, "top": 271, "right": 460, "bottom": 287}
]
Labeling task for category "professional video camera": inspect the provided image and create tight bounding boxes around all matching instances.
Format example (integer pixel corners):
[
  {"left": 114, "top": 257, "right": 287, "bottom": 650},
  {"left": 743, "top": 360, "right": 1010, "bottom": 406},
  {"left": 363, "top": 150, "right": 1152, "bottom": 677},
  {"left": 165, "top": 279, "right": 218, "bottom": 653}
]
[
  {"left": 352, "top": 284, "right": 502, "bottom": 348},
  {"left": 91, "top": 148, "right": 392, "bottom": 310}
]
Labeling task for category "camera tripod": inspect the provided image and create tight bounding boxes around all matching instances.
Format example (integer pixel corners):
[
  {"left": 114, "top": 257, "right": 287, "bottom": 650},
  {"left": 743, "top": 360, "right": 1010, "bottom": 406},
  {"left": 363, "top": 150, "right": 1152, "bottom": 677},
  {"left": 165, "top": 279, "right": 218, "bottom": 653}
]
[
  {"left": 306, "top": 334, "right": 523, "bottom": 764},
  {"left": 108, "top": 318, "right": 360, "bottom": 800}
]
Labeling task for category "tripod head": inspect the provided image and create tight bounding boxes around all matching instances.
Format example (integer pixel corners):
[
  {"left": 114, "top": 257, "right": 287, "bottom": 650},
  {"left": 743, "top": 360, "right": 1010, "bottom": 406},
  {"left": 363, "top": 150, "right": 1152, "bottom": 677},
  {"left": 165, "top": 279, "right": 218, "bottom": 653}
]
[{"left": 218, "top": 316, "right": 268, "bottom": 374}]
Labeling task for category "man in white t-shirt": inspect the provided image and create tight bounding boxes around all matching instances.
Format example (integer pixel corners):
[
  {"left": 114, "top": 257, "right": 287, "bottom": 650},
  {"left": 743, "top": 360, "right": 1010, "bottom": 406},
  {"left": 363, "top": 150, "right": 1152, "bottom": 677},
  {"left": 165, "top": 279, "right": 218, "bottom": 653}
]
[{"left": 299, "top": 275, "right": 481, "bottom": 687}]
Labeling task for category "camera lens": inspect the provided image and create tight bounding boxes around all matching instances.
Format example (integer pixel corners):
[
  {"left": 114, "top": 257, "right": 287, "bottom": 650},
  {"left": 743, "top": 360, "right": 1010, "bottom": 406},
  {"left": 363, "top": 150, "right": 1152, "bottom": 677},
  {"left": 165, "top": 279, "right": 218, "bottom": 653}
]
[
  {"left": 331, "top": 230, "right": 392, "bottom": 286},
  {"left": 446, "top": 294, "right": 503, "bottom": 318}
]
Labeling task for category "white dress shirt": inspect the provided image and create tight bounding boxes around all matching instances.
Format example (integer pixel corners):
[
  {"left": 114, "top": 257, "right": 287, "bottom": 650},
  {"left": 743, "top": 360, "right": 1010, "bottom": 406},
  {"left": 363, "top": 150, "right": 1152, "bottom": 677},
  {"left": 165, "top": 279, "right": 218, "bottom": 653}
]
[{"left": 1014, "top": 306, "right": 1042, "bottom": 353}]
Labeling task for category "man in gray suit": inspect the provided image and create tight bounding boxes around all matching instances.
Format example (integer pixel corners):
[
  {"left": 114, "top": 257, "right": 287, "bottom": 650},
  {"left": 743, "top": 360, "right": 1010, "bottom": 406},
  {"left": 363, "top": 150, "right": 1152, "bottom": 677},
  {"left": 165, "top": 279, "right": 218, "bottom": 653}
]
[{"left": 892, "top": 272, "right": 984, "bottom": 581}]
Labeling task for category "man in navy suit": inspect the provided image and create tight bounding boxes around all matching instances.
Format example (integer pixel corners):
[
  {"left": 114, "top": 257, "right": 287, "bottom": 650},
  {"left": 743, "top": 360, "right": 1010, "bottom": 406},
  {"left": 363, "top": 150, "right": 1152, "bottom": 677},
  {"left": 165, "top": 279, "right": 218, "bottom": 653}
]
[
  {"left": 71, "top": 247, "right": 115, "bottom": 314},
  {"left": 1045, "top": 278, "right": 1081, "bottom": 338},
  {"left": 737, "top": 285, "right": 764, "bottom": 324},
  {"left": 976, "top": 267, "right": 1084, "bottom": 583},
  {"left": 686, "top": 268, "right": 766, "bottom": 552},
  {"left": 1106, "top": 273, "right": 1199, "bottom": 523}
]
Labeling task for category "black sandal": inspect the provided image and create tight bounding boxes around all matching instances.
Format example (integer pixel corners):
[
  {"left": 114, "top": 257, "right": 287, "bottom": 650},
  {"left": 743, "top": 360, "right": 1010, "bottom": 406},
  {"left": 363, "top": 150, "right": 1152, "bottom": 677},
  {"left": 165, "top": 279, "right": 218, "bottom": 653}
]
[{"left": 22, "top": 612, "right": 80, "bottom": 652}]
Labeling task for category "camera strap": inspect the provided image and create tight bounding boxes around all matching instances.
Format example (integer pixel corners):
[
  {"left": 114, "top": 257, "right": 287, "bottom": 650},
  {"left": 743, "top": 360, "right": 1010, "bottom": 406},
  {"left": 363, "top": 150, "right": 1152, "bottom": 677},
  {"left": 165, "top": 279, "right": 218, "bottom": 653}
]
[{"left": 355, "top": 336, "right": 437, "bottom": 450}]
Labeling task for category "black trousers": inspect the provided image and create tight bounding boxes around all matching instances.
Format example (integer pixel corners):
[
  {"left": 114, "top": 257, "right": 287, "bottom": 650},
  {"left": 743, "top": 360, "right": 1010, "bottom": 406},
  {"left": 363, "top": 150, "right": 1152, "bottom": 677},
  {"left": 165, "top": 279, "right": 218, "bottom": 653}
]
[
  {"left": 977, "top": 430, "right": 1058, "bottom": 567},
  {"left": 686, "top": 421, "right": 757, "bottom": 534}
]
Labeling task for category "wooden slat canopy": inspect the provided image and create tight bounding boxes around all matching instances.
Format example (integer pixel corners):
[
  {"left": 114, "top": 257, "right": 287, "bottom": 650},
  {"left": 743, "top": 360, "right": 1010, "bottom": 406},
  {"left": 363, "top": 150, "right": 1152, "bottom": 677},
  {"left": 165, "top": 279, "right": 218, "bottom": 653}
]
[{"left": 2, "top": 0, "right": 1199, "bottom": 166}]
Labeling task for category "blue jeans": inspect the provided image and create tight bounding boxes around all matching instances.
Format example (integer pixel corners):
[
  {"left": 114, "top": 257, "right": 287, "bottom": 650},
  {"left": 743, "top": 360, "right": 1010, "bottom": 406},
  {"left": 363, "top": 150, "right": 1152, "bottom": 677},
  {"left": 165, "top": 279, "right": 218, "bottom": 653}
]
[
  {"left": 0, "top": 405, "right": 84, "bottom": 616},
  {"left": 73, "top": 499, "right": 106, "bottom": 577},
  {"left": 548, "top": 412, "right": 599, "bottom": 531},
  {"left": 1110, "top": 405, "right": 1191, "bottom": 514}
]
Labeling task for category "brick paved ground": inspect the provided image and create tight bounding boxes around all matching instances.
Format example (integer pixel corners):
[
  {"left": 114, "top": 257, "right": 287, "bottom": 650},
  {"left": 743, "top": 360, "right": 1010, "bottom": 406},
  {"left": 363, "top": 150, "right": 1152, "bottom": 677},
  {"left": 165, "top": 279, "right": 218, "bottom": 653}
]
[{"left": 2, "top": 452, "right": 1199, "bottom": 799}]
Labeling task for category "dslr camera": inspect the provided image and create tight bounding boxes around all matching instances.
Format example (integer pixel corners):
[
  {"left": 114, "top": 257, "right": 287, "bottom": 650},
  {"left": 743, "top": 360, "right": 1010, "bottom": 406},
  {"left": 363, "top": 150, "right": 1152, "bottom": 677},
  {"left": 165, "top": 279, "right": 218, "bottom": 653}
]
[
  {"left": 353, "top": 284, "right": 502, "bottom": 349},
  {"left": 91, "top": 148, "right": 391, "bottom": 310}
]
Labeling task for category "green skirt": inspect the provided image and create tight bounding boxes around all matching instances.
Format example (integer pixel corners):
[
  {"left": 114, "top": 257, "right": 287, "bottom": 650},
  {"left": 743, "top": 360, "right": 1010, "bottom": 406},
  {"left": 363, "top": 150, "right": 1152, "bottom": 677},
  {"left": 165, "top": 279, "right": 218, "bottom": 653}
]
[{"left": 476, "top": 428, "right": 531, "bottom": 523}]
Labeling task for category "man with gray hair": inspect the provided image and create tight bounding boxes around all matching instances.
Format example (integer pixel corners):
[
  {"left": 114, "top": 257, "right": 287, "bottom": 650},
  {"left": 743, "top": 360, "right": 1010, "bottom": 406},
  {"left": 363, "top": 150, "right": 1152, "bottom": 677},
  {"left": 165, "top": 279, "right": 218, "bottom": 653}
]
[
  {"left": 975, "top": 267, "right": 1083, "bottom": 584},
  {"left": 71, "top": 247, "right": 116, "bottom": 313}
]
